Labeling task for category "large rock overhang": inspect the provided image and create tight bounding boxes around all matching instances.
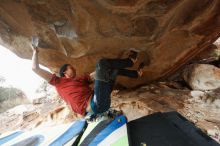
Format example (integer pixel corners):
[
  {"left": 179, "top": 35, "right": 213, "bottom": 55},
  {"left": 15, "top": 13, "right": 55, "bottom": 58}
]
[{"left": 0, "top": 0, "right": 219, "bottom": 88}]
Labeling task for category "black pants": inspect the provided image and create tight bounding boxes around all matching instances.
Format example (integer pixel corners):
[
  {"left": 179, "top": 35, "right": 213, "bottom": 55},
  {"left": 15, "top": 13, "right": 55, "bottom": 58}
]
[{"left": 90, "top": 58, "right": 138, "bottom": 114}]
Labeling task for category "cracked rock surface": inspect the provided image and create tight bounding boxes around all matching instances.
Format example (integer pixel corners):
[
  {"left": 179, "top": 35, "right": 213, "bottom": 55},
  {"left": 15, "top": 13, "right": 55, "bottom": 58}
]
[{"left": 0, "top": 0, "right": 219, "bottom": 87}]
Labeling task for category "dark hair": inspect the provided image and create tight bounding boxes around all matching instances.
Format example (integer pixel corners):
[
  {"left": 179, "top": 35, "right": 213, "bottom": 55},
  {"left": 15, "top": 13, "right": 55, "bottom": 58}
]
[{"left": 59, "top": 64, "right": 70, "bottom": 77}]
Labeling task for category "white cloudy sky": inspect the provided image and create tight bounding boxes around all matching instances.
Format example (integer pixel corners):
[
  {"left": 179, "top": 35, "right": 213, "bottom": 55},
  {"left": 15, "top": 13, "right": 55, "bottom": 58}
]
[{"left": 0, "top": 45, "right": 50, "bottom": 99}]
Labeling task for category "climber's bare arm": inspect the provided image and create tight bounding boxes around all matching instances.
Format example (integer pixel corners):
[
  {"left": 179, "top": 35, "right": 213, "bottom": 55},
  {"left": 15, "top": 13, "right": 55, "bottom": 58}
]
[{"left": 31, "top": 46, "right": 53, "bottom": 82}]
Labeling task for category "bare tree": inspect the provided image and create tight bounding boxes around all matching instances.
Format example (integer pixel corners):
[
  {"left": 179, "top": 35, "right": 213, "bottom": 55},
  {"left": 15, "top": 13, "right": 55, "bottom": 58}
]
[{"left": 36, "top": 81, "right": 53, "bottom": 98}]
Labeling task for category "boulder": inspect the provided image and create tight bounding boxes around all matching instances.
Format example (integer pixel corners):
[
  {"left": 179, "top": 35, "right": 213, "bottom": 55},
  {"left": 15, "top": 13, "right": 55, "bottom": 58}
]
[{"left": 183, "top": 64, "right": 220, "bottom": 91}]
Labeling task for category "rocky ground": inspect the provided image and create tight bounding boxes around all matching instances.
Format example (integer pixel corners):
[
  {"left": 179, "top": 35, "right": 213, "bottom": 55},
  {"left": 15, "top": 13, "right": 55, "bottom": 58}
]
[
  {"left": 0, "top": 80, "right": 220, "bottom": 143},
  {"left": 112, "top": 82, "right": 220, "bottom": 143}
]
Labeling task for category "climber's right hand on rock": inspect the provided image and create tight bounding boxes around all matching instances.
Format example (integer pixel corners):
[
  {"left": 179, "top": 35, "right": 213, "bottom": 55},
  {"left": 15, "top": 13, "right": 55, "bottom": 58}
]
[{"left": 31, "top": 45, "right": 39, "bottom": 53}]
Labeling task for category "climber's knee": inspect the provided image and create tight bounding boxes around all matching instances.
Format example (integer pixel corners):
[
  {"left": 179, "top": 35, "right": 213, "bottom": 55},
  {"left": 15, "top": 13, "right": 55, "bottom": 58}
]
[{"left": 97, "top": 58, "right": 109, "bottom": 69}]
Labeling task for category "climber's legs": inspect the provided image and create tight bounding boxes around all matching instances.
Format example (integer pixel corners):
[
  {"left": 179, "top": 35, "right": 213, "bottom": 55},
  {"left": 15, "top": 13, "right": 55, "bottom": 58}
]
[
  {"left": 90, "top": 58, "right": 137, "bottom": 114},
  {"left": 117, "top": 68, "right": 139, "bottom": 78},
  {"left": 102, "top": 58, "right": 134, "bottom": 69},
  {"left": 94, "top": 58, "right": 134, "bottom": 82}
]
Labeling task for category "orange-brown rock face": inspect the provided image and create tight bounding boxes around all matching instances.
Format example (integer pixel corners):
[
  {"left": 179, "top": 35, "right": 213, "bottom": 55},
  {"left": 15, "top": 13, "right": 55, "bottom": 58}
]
[{"left": 0, "top": 0, "right": 219, "bottom": 87}]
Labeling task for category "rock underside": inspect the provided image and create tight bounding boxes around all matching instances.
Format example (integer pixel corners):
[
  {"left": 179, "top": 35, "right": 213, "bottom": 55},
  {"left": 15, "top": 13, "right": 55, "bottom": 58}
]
[{"left": 0, "top": 0, "right": 219, "bottom": 87}]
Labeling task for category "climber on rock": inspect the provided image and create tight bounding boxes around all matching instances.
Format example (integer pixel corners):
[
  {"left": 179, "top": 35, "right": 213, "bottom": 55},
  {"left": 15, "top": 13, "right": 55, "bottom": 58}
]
[{"left": 31, "top": 38, "right": 145, "bottom": 118}]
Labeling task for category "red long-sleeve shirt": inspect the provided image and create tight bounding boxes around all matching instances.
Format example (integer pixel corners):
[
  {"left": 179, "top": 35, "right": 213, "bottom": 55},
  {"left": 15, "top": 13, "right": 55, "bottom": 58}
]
[{"left": 49, "top": 73, "right": 93, "bottom": 116}]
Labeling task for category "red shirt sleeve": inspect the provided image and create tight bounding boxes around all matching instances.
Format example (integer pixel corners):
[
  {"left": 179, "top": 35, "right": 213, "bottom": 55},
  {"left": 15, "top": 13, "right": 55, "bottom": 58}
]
[
  {"left": 48, "top": 73, "right": 60, "bottom": 86},
  {"left": 78, "top": 73, "right": 92, "bottom": 84}
]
